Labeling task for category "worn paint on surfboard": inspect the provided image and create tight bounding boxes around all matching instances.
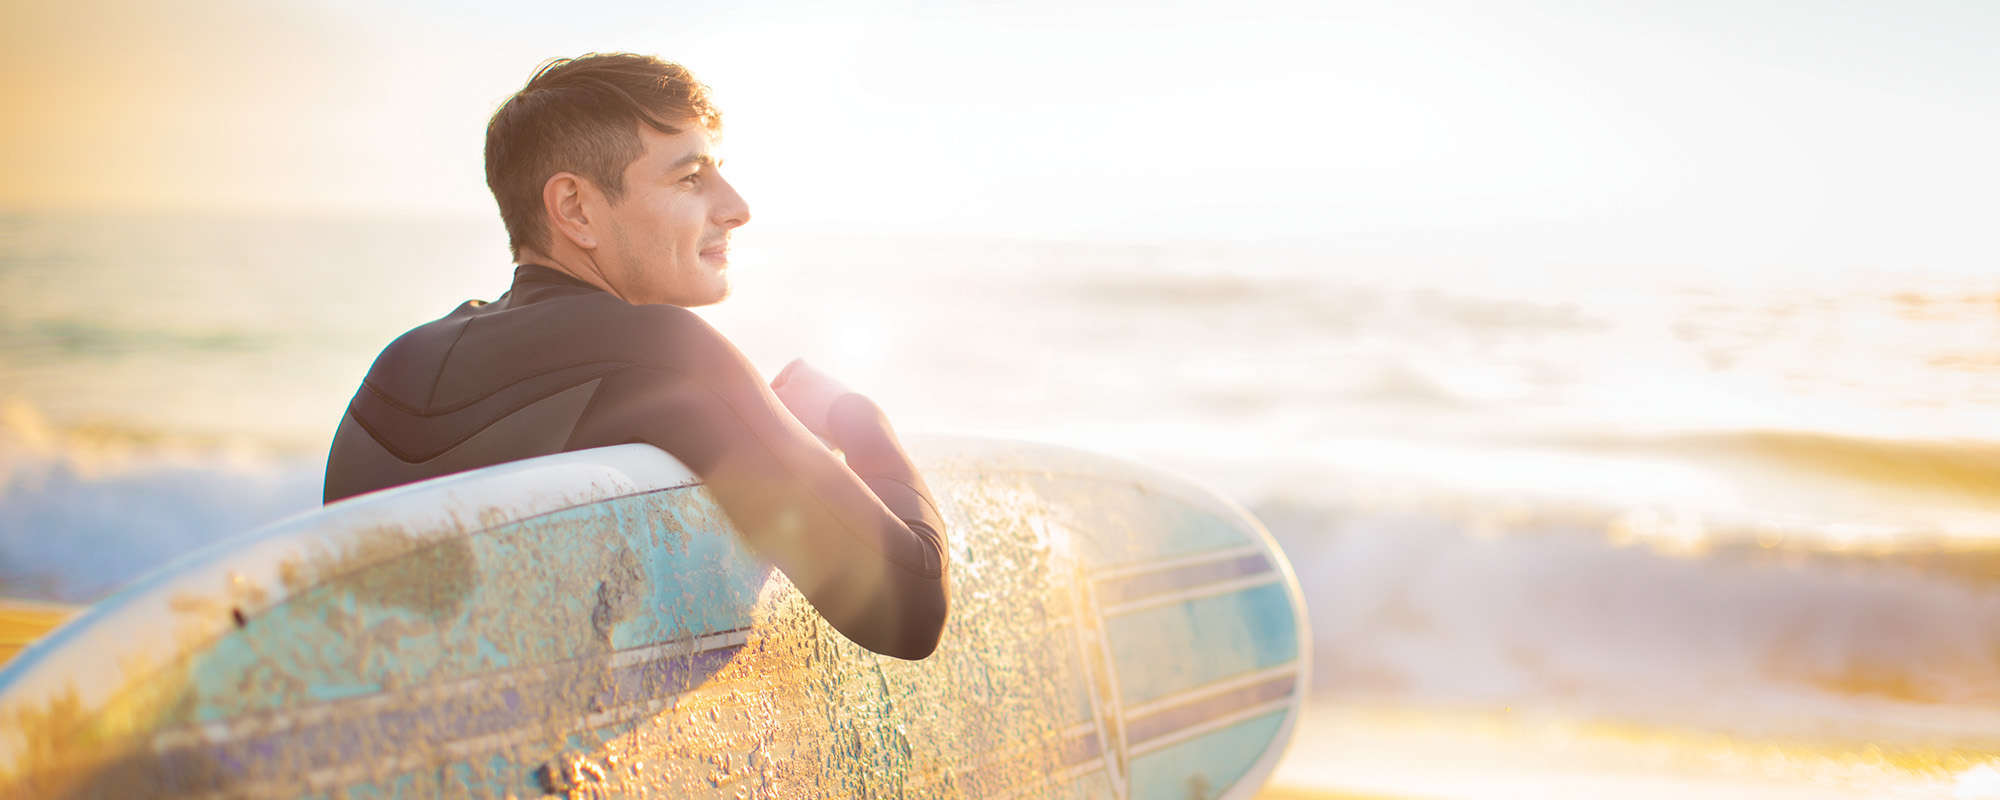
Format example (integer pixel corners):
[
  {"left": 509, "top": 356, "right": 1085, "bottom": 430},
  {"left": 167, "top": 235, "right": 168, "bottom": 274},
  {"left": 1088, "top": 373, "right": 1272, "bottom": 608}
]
[{"left": 0, "top": 436, "right": 1310, "bottom": 798}]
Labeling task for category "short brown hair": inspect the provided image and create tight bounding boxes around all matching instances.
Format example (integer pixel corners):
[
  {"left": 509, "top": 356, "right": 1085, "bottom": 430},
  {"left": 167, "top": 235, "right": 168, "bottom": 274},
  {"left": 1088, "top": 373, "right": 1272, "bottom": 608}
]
[{"left": 485, "top": 53, "right": 721, "bottom": 258}]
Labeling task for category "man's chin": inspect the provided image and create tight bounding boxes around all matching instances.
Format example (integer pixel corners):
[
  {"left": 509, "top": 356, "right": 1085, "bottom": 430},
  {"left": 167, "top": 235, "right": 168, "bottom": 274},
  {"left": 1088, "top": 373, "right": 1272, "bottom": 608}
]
[{"left": 682, "top": 281, "right": 730, "bottom": 308}]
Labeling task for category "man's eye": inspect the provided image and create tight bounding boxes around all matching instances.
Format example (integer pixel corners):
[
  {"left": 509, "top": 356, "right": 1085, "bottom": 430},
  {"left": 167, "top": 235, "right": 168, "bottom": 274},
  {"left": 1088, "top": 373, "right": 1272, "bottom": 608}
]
[{"left": 679, "top": 170, "right": 704, "bottom": 186}]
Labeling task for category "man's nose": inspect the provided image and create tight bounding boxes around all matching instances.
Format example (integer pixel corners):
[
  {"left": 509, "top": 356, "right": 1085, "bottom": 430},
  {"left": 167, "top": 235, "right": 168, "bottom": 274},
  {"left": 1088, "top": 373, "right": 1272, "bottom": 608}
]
[{"left": 714, "top": 177, "right": 751, "bottom": 229}]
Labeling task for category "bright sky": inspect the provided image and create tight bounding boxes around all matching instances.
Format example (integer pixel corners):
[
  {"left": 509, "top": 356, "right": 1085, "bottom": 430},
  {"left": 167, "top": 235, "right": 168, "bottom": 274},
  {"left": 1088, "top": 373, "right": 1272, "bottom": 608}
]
[{"left": 4, "top": 0, "right": 1997, "bottom": 271}]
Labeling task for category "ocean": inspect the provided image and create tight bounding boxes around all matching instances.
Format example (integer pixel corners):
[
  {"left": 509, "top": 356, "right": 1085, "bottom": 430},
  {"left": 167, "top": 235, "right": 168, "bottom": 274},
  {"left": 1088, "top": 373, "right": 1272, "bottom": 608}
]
[{"left": 4, "top": 211, "right": 1999, "bottom": 797}]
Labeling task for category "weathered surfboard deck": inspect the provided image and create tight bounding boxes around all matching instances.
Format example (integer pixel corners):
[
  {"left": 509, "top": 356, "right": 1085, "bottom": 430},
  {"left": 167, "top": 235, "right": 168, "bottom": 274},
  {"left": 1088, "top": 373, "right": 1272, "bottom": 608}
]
[{"left": 0, "top": 437, "right": 1310, "bottom": 798}]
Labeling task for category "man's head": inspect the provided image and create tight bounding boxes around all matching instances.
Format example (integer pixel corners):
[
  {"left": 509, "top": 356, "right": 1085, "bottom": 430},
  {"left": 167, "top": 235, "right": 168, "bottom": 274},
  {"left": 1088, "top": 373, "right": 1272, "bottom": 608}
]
[{"left": 485, "top": 53, "right": 750, "bottom": 306}]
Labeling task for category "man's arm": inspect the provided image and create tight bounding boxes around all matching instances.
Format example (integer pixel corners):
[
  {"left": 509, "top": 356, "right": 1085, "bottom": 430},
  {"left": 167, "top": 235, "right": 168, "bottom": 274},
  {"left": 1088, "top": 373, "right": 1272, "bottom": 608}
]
[{"left": 563, "top": 306, "right": 949, "bottom": 659}]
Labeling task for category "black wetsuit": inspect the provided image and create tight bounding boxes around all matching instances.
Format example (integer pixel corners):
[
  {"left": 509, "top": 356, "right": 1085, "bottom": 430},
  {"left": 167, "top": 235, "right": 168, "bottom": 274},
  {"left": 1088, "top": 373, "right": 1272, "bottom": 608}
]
[{"left": 323, "top": 265, "right": 948, "bottom": 659}]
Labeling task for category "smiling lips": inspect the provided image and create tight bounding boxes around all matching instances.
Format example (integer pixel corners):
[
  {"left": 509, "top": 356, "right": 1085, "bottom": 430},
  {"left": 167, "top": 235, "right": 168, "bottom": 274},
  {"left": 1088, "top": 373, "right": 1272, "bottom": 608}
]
[{"left": 700, "top": 240, "right": 729, "bottom": 265}]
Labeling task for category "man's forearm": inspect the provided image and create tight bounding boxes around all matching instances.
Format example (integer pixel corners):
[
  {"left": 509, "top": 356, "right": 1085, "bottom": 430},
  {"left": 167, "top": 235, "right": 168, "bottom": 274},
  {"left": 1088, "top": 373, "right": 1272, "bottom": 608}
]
[{"left": 826, "top": 393, "right": 923, "bottom": 485}]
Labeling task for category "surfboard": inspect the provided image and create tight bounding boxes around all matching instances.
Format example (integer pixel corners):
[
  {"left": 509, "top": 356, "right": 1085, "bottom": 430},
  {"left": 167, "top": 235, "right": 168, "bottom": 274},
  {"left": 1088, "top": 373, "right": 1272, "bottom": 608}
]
[{"left": 0, "top": 436, "right": 1309, "bottom": 799}]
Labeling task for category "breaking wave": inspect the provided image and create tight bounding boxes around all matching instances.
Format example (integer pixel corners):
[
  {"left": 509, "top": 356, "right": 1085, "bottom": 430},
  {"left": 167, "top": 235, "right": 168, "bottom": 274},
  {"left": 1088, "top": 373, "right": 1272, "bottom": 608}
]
[
  {"left": 0, "top": 403, "right": 321, "bottom": 602},
  {"left": 1568, "top": 429, "right": 2000, "bottom": 508},
  {"left": 1256, "top": 493, "right": 2000, "bottom": 747}
]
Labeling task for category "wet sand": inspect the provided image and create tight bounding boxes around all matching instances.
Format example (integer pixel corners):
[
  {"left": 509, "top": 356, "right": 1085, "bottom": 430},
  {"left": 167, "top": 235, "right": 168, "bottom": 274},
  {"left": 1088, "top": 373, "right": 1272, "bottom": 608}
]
[
  {"left": 1256, "top": 701, "right": 1988, "bottom": 800},
  {"left": 1257, "top": 786, "right": 1412, "bottom": 800}
]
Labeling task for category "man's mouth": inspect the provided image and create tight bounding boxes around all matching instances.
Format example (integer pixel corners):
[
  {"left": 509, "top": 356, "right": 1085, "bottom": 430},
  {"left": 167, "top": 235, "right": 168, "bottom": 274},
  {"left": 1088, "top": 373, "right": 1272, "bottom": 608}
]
[{"left": 700, "top": 241, "right": 730, "bottom": 263}]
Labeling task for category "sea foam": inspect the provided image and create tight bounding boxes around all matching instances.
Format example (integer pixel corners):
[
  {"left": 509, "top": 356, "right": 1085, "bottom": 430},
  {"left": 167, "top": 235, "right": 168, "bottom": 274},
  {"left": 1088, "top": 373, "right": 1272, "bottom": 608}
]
[
  {"left": 0, "top": 403, "right": 321, "bottom": 602},
  {"left": 1258, "top": 492, "right": 2000, "bottom": 746}
]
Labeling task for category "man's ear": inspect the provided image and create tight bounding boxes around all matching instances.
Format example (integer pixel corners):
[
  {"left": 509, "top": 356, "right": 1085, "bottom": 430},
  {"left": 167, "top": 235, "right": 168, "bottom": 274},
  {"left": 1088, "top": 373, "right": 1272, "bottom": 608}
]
[{"left": 543, "top": 172, "right": 597, "bottom": 250}]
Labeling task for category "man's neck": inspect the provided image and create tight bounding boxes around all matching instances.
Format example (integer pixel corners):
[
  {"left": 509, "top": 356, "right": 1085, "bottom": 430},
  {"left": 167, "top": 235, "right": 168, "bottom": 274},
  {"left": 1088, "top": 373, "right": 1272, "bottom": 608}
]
[{"left": 515, "top": 247, "right": 620, "bottom": 300}]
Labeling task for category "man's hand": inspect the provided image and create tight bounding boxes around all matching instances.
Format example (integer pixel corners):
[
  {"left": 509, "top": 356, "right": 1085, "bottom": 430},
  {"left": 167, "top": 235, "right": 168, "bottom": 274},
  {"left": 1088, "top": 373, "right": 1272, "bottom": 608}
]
[{"left": 771, "top": 358, "right": 859, "bottom": 442}]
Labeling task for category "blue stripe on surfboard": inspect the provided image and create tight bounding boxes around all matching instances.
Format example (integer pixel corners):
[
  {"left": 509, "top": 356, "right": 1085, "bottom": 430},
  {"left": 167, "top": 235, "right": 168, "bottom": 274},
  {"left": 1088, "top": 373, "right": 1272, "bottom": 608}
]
[
  {"left": 1123, "top": 671, "right": 1297, "bottom": 749},
  {"left": 145, "top": 636, "right": 745, "bottom": 793},
  {"left": 1125, "top": 708, "right": 1289, "bottom": 800},
  {"left": 178, "top": 644, "right": 742, "bottom": 788},
  {"left": 1104, "top": 581, "right": 1299, "bottom": 708},
  {"left": 1094, "top": 552, "right": 1273, "bottom": 609}
]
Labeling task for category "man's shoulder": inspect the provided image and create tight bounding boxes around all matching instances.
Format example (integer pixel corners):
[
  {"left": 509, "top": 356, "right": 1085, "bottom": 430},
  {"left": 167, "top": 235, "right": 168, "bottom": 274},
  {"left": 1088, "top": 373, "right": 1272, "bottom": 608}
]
[
  {"left": 361, "top": 300, "right": 492, "bottom": 400},
  {"left": 516, "top": 294, "right": 729, "bottom": 355},
  {"left": 384, "top": 298, "right": 490, "bottom": 346},
  {"left": 368, "top": 294, "right": 732, "bottom": 387}
]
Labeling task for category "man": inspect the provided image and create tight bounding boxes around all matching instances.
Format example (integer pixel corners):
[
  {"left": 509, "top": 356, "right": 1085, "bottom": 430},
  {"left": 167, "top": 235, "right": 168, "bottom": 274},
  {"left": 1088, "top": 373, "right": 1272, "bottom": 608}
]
[{"left": 323, "top": 53, "right": 948, "bottom": 660}]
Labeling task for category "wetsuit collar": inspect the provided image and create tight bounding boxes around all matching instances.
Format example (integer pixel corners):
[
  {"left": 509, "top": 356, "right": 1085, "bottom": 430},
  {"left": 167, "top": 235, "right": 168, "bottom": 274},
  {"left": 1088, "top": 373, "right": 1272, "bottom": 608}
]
[
  {"left": 514, "top": 263, "right": 599, "bottom": 290},
  {"left": 508, "top": 263, "right": 605, "bottom": 306}
]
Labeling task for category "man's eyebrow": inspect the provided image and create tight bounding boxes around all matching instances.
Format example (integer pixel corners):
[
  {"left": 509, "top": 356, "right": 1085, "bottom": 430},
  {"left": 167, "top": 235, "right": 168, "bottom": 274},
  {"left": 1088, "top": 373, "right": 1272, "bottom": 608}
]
[{"left": 667, "top": 152, "right": 718, "bottom": 172}]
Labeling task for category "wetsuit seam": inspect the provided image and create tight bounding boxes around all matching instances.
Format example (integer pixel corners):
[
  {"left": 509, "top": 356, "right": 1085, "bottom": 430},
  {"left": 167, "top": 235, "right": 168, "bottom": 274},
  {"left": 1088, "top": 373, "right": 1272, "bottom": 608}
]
[
  {"left": 857, "top": 475, "right": 948, "bottom": 576},
  {"left": 364, "top": 361, "right": 630, "bottom": 416},
  {"left": 423, "top": 318, "right": 477, "bottom": 412},
  {"left": 349, "top": 378, "right": 607, "bottom": 464},
  {"left": 864, "top": 476, "right": 944, "bottom": 523}
]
